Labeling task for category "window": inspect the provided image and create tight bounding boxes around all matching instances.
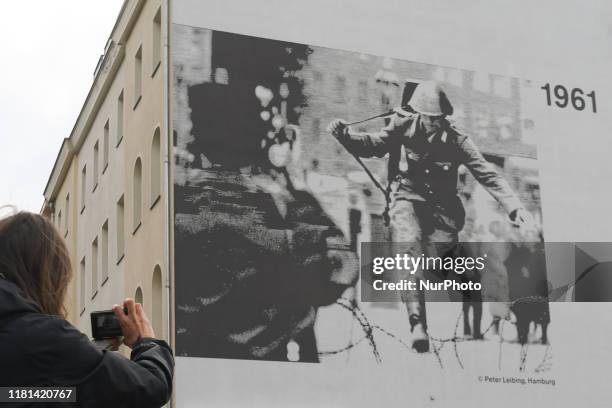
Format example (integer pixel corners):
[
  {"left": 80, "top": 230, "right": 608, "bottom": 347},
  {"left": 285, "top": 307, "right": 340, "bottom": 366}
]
[
  {"left": 152, "top": 8, "right": 161, "bottom": 75},
  {"left": 116, "top": 195, "right": 125, "bottom": 263},
  {"left": 311, "top": 118, "right": 321, "bottom": 141},
  {"left": 64, "top": 194, "right": 70, "bottom": 236},
  {"left": 334, "top": 75, "right": 347, "bottom": 102},
  {"left": 81, "top": 165, "right": 86, "bottom": 213},
  {"left": 80, "top": 257, "right": 86, "bottom": 315},
  {"left": 135, "top": 286, "right": 143, "bottom": 306},
  {"left": 101, "top": 220, "right": 109, "bottom": 285},
  {"left": 150, "top": 128, "right": 161, "bottom": 207},
  {"left": 57, "top": 210, "right": 62, "bottom": 234},
  {"left": 134, "top": 46, "right": 142, "bottom": 107},
  {"left": 103, "top": 120, "right": 109, "bottom": 172},
  {"left": 152, "top": 265, "right": 163, "bottom": 336},
  {"left": 358, "top": 80, "right": 369, "bottom": 103},
  {"left": 313, "top": 70, "right": 323, "bottom": 85},
  {"left": 133, "top": 158, "right": 142, "bottom": 232},
  {"left": 91, "top": 237, "right": 98, "bottom": 298},
  {"left": 93, "top": 141, "right": 99, "bottom": 191},
  {"left": 117, "top": 91, "right": 124, "bottom": 146}
]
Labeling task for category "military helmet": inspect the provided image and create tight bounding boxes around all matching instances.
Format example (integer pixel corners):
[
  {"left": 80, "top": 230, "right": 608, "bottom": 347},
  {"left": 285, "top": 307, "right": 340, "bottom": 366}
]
[{"left": 408, "top": 80, "right": 454, "bottom": 116}]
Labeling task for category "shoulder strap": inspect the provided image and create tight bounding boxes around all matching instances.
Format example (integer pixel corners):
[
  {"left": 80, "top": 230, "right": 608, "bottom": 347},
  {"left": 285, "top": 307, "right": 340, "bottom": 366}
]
[{"left": 443, "top": 121, "right": 467, "bottom": 144}]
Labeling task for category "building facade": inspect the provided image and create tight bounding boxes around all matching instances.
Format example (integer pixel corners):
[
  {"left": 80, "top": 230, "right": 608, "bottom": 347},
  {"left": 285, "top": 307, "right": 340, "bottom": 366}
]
[{"left": 42, "top": 0, "right": 170, "bottom": 342}]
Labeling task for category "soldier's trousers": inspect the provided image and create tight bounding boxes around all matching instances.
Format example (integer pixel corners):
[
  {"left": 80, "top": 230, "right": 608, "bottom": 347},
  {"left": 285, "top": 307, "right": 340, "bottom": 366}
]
[{"left": 390, "top": 198, "right": 460, "bottom": 326}]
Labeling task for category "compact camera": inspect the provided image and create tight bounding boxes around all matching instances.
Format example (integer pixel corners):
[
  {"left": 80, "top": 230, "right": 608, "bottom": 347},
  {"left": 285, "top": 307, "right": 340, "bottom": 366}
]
[{"left": 90, "top": 309, "right": 125, "bottom": 340}]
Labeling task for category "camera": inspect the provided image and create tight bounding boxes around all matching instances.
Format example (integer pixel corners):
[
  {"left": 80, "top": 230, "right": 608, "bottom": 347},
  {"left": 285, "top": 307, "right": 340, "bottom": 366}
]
[{"left": 90, "top": 309, "right": 125, "bottom": 340}]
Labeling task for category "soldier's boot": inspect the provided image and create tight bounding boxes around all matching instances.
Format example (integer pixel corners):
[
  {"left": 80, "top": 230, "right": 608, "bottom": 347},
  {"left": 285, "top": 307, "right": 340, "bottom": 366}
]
[
  {"left": 409, "top": 314, "right": 429, "bottom": 353},
  {"left": 407, "top": 301, "right": 429, "bottom": 353}
]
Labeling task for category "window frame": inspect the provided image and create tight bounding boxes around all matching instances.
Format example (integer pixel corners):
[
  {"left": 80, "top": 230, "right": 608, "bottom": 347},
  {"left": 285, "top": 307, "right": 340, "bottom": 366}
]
[
  {"left": 152, "top": 7, "right": 162, "bottom": 77},
  {"left": 134, "top": 45, "right": 143, "bottom": 109},
  {"left": 91, "top": 236, "right": 98, "bottom": 299},
  {"left": 116, "top": 90, "right": 124, "bottom": 147},
  {"left": 80, "top": 165, "right": 87, "bottom": 214},
  {"left": 150, "top": 128, "right": 162, "bottom": 209},
  {"left": 103, "top": 120, "right": 110, "bottom": 173},
  {"left": 93, "top": 140, "right": 99, "bottom": 192}
]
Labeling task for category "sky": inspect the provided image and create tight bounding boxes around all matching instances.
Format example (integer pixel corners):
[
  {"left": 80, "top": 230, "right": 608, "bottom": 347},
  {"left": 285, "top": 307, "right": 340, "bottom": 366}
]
[{"left": 0, "top": 1, "right": 125, "bottom": 213}]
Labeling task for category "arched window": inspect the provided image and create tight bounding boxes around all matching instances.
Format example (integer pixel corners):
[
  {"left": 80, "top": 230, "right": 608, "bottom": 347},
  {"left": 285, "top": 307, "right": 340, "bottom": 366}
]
[
  {"left": 150, "top": 128, "right": 161, "bottom": 206},
  {"left": 133, "top": 158, "right": 142, "bottom": 232},
  {"left": 135, "top": 286, "right": 143, "bottom": 306},
  {"left": 152, "top": 265, "right": 163, "bottom": 336}
]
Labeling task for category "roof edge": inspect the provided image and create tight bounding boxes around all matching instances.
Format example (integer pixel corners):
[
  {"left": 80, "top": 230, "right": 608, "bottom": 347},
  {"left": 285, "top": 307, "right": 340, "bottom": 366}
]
[{"left": 42, "top": 0, "right": 145, "bottom": 208}]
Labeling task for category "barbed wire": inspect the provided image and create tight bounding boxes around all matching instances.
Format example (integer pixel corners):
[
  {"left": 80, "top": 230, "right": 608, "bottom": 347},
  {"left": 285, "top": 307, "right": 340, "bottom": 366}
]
[
  {"left": 534, "top": 345, "right": 553, "bottom": 373},
  {"left": 318, "top": 295, "right": 552, "bottom": 373}
]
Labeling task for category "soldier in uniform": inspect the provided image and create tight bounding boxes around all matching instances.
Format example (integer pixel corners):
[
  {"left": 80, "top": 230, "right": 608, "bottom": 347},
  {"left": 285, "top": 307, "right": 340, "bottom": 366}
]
[
  {"left": 176, "top": 82, "right": 358, "bottom": 362},
  {"left": 328, "top": 80, "right": 534, "bottom": 352}
]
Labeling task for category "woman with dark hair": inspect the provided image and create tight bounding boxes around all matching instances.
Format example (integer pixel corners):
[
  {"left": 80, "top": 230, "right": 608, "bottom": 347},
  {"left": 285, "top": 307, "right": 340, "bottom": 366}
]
[{"left": 0, "top": 212, "right": 174, "bottom": 407}]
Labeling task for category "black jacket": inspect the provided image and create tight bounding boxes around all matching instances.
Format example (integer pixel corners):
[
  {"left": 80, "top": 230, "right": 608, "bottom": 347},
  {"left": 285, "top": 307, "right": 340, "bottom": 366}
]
[{"left": 0, "top": 277, "right": 174, "bottom": 407}]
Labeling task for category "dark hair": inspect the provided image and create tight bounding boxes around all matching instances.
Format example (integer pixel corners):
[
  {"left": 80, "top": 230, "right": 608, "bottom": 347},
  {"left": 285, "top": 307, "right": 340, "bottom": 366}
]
[{"left": 0, "top": 212, "right": 72, "bottom": 317}]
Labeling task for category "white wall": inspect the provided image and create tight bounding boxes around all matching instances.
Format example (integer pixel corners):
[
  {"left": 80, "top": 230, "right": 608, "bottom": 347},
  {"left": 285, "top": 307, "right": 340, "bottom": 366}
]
[{"left": 171, "top": 0, "right": 612, "bottom": 406}]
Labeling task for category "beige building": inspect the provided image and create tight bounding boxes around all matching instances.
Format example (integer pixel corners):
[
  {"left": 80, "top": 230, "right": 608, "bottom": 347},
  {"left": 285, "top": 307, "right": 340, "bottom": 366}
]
[{"left": 42, "top": 0, "right": 170, "bottom": 342}]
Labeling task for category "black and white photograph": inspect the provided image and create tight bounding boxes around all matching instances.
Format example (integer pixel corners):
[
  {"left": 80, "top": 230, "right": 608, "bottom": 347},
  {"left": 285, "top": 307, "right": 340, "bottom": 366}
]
[{"left": 172, "top": 26, "right": 551, "bottom": 370}]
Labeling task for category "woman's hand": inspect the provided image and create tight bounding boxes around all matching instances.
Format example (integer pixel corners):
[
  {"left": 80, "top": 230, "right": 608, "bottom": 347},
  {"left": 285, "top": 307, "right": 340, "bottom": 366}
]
[{"left": 112, "top": 298, "right": 156, "bottom": 348}]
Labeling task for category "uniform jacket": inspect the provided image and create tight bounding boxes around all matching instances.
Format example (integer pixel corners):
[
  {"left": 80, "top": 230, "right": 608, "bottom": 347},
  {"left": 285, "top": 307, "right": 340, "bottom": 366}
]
[
  {"left": 0, "top": 277, "right": 174, "bottom": 408},
  {"left": 339, "top": 112, "right": 522, "bottom": 215}
]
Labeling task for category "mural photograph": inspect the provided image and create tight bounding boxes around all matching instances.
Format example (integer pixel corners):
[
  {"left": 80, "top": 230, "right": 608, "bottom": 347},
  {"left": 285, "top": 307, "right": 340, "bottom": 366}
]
[{"left": 172, "top": 25, "right": 549, "bottom": 371}]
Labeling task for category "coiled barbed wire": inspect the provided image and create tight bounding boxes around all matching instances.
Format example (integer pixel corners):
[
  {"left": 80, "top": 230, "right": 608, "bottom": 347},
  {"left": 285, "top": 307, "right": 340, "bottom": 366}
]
[{"left": 318, "top": 295, "right": 552, "bottom": 373}]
